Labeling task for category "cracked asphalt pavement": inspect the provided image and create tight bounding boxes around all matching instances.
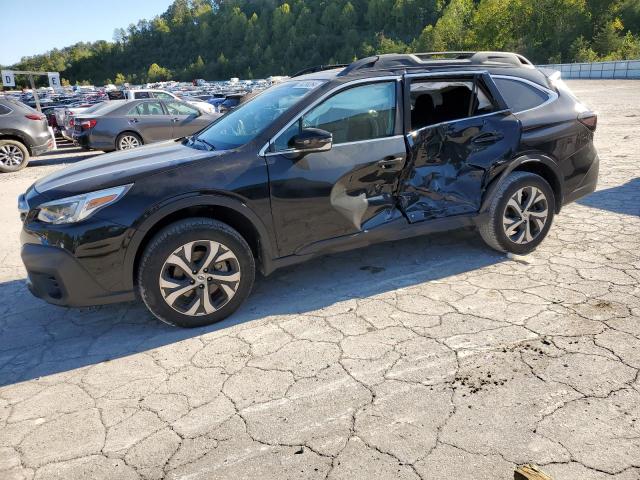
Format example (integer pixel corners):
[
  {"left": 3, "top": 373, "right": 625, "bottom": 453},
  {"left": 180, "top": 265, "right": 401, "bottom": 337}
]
[{"left": 1, "top": 80, "right": 639, "bottom": 479}]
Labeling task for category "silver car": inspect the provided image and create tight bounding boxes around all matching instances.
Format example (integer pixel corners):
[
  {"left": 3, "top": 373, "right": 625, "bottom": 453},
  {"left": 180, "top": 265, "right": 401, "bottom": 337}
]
[
  {"left": 73, "top": 99, "right": 220, "bottom": 151},
  {"left": 0, "top": 97, "right": 54, "bottom": 172}
]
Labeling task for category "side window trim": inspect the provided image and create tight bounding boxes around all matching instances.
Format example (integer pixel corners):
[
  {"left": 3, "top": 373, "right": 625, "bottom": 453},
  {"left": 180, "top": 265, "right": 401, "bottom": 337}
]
[
  {"left": 261, "top": 76, "right": 402, "bottom": 156},
  {"left": 490, "top": 75, "right": 558, "bottom": 114},
  {"left": 127, "top": 101, "right": 166, "bottom": 116}
]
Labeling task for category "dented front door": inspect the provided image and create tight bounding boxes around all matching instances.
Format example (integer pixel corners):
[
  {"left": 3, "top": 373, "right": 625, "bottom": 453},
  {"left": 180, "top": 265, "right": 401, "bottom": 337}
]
[
  {"left": 267, "top": 135, "right": 407, "bottom": 256},
  {"left": 265, "top": 79, "right": 406, "bottom": 256}
]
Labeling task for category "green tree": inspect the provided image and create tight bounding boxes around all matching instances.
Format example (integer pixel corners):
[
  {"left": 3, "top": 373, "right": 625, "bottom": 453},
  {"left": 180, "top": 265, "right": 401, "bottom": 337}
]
[
  {"left": 570, "top": 36, "right": 599, "bottom": 61},
  {"left": 471, "top": 0, "right": 520, "bottom": 51},
  {"left": 428, "top": 0, "right": 475, "bottom": 51},
  {"left": 6, "top": 0, "right": 639, "bottom": 83},
  {"left": 147, "top": 63, "right": 171, "bottom": 82}
]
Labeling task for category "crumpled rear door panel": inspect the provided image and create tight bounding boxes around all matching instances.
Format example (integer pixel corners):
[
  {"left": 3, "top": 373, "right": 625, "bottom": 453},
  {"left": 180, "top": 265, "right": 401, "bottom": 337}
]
[{"left": 398, "top": 111, "right": 521, "bottom": 222}]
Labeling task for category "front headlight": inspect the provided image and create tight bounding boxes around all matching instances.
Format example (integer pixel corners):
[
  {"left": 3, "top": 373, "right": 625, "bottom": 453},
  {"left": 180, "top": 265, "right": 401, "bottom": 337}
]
[{"left": 37, "top": 184, "right": 132, "bottom": 224}]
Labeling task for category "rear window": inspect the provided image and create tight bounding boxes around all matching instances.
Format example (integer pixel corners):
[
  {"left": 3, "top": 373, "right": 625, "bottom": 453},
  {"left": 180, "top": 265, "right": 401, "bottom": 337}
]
[
  {"left": 493, "top": 77, "right": 549, "bottom": 113},
  {"left": 153, "top": 92, "right": 174, "bottom": 100},
  {"left": 3, "top": 98, "right": 33, "bottom": 113},
  {"left": 0, "top": 104, "right": 11, "bottom": 115},
  {"left": 86, "top": 101, "right": 126, "bottom": 116},
  {"left": 83, "top": 102, "right": 109, "bottom": 114},
  {"left": 107, "top": 91, "right": 126, "bottom": 100}
]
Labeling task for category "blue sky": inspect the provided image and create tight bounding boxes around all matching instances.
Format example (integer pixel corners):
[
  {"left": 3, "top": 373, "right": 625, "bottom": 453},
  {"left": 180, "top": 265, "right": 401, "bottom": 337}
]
[{"left": 0, "top": 0, "right": 175, "bottom": 65}]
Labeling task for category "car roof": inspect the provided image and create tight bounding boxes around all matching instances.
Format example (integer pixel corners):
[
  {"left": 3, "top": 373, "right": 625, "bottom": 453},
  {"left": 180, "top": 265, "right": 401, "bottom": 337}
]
[
  {"left": 289, "top": 68, "right": 344, "bottom": 82},
  {"left": 291, "top": 52, "right": 552, "bottom": 88}
]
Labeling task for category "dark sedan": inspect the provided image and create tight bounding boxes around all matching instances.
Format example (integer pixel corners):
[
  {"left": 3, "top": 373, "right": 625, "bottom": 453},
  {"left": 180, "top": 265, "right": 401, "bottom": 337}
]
[{"left": 73, "top": 99, "right": 220, "bottom": 151}]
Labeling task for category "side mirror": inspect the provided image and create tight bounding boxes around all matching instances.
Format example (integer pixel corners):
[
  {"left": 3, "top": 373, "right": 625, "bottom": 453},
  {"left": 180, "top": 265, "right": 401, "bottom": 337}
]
[{"left": 290, "top": 128, "right": 332, "bottom": 153}]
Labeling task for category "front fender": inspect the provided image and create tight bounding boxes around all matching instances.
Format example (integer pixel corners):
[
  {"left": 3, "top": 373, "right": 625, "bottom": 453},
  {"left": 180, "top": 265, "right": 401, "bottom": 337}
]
[{"left": 122, "top": 192, "right": 276, "bottom": 289}]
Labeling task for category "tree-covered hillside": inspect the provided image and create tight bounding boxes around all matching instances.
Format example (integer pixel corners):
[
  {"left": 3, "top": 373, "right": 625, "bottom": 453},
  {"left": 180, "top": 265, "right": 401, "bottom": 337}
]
[{"left": 5, "top": 0, "right": 640, "bottom": 86}]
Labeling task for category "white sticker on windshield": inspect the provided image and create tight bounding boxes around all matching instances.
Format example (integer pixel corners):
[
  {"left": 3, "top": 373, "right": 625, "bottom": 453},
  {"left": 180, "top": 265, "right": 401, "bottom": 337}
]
[{"left": 293, "top": 80, "right": 324, "bottom": 89}]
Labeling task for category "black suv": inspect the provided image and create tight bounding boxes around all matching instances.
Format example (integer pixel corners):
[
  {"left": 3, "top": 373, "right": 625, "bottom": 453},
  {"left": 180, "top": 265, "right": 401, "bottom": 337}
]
[{"left": 19, "top": 52, "right": 599, "bottom": 327}]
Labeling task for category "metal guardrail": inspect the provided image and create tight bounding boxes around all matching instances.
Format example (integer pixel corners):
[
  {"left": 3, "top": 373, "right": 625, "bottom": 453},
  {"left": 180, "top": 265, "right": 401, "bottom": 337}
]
[{"left": 538, "top": 60, "right": 640, "bottom": 79}]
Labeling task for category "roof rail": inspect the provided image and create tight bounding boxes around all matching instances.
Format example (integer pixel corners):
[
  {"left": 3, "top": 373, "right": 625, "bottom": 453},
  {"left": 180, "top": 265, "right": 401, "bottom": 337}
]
[
  {"left": 292, "top": 64, "right": 349, "bottom": 77},
  {"left": 338, "top": 51, "right": 533, "bottom": 76}
]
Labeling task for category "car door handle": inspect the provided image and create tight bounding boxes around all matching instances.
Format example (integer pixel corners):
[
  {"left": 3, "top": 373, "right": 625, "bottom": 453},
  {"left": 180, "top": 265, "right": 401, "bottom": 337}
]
[
  {"left": 472, "top": 132, "right": 504, "bottom": 144},
  {"left": 129, "top": 118, "right": 139, "bottom": 124},
  {"left": 377, "top": 156, "right": 405, "bottom": 170},
  {"left": 171, "top": 118, "right": 180, "bottom": 122}
]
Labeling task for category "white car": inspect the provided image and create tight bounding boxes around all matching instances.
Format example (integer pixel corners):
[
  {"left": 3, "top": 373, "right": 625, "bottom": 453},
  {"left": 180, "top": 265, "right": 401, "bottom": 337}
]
[
  {"left": 54, "top": 103, "right": 97, "bottom": 139},
  {"left": 120, "top": 89, "right": 216, "bottom": 114}
]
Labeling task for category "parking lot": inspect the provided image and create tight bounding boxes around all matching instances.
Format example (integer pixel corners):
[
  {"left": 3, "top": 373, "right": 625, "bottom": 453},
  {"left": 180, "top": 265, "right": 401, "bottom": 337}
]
[{"left": 0, "top": 80, "right": 638, "bottom": 479}]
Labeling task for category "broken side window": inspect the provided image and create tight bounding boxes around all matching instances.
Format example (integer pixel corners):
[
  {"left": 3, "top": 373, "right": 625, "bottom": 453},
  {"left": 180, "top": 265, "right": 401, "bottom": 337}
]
[{"left": 409, "top": 79, "right": 495, "bottom": 131}]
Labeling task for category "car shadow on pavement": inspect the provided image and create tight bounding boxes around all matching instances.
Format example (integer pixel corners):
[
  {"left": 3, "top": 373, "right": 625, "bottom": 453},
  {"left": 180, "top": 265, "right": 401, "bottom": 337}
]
[
  {"left": 577, "top": 178, "right": 640, "bottom": 216},
  {"left": 28, "top": 145, "right": 103, "bottom": 167},
  {"left": 0, "top": 228, "right": 505, "bottom": 386}
]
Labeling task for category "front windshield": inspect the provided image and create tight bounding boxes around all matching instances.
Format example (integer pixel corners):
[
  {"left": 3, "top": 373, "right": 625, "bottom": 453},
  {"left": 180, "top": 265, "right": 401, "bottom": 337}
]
[{"left": 194, "top": 80, "right": 326, "bottom": 150}]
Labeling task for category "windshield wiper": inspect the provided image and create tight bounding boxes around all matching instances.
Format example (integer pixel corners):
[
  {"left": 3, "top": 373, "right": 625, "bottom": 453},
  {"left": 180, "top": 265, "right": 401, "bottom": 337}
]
[{"left": 186, "top": 136, "right": 215, "bottom": 151}]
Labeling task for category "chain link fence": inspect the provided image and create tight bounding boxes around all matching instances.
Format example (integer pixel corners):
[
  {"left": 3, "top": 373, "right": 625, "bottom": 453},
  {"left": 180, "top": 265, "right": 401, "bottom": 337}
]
[{"left": 538, "top": 60, "right": 640, "bottom": 79}]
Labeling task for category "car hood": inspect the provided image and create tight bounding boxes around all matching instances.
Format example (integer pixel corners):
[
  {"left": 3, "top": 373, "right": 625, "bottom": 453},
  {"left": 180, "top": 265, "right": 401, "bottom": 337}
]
[{"left": 34, "top": 140, "right": 219, "bottom": 199}]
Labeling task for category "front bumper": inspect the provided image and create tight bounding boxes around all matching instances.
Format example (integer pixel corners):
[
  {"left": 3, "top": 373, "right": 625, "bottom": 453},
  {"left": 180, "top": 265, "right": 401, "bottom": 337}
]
[{"left": 21, "top": 243, "right": 135, "bottom": 307}]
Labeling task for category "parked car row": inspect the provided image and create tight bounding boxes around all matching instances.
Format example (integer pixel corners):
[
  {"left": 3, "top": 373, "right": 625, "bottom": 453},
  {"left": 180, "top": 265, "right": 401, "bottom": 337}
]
[
  {"left": 0, "top": 86, "right": 259, "bottom": 172},
  {"left": 2, "top": 74, "right": 276, "bottom": 145}
]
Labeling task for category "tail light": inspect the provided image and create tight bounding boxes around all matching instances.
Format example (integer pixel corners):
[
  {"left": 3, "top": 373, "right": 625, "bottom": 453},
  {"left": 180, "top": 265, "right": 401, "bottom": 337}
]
[
  {"left": 80, "top": 119, "right": 97, "bottom": 130},
  {"left": 69, "top": 119, "right": 75, "bottom": 127},
  {"left": 578, "top": 112, "right": 597, "bottom": 131},
  {"left": 25, "top": 114, "right": 45, "bottom": 121}
]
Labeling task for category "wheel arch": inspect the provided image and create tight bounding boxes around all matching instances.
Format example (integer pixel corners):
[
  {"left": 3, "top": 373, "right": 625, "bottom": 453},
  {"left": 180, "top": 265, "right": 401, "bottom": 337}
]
[
  {"left": 116, "top": 130, "right": 144, "bottom": 149},
  {"left": 0, "top": 132, "right": 32, "bottom": 155},
  {"left": 124, "top": 194, "right": 276, "bottom": 291},
  {"left": 481, "top": 153, "right": 563, "bottom": 214}
]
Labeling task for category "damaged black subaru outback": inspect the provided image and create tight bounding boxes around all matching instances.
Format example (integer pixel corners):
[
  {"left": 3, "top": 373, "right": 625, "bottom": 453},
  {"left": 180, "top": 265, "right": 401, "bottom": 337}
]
[{"left": 19, "top": 52, "right": 599, "bottom": 327}]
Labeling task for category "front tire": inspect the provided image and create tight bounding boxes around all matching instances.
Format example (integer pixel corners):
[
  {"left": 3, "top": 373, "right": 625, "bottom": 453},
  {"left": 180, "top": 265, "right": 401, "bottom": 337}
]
[
  {"left": 0, "top": 139, "right": 30, "bottom": 172},
  {"left": 138, "top": 218, "right": 255, "bottom": 328},
  {"left": 478, "top": 172, "right": 555, "bottom": 255}
]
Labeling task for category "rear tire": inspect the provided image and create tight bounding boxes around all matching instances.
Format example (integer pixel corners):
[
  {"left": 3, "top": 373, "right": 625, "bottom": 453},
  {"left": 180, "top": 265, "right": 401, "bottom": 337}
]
[
  {"left": 116, "top": 132, "right": 143, "bottom": 150},
  {"left": 138, "top": 218, "right": 255, "bottom": 328},
  {"left": 0, "top": 140, "right": 29, "bottom": 172},
  {"left": 478, "top": 172, "right": 555, "bottom": 255}
]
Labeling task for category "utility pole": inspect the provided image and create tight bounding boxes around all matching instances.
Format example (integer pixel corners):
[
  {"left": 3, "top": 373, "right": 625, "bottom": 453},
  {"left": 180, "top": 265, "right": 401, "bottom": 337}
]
[{"left": 27, "top": 74, "right": 41, "bottom": 112}]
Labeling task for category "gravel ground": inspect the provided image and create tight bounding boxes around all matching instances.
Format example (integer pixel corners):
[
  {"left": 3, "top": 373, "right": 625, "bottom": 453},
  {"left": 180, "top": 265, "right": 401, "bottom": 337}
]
[{"left": 0, "top": 80, "right": 639, "bottom": 480}]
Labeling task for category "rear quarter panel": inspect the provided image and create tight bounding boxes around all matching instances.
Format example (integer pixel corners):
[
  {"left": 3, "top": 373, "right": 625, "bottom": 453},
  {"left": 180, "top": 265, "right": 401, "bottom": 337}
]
[{"left": 516, "top": 91, "right": 597, "bottom": 195}]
